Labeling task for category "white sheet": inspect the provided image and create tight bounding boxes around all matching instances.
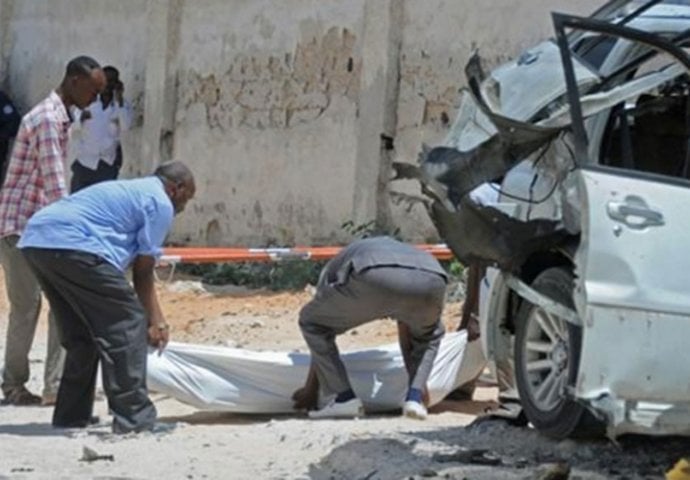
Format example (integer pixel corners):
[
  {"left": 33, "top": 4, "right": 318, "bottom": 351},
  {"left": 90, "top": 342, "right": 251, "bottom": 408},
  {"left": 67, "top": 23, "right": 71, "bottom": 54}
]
[{"left": 147, "top": 331, "right": 486, "bottom": 413}]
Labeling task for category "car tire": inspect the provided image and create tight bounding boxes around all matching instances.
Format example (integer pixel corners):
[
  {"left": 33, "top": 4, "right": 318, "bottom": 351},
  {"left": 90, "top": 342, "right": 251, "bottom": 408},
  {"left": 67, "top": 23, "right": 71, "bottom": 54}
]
[{"left": 514, "top": 267, "right": 600, "bottom": 439}]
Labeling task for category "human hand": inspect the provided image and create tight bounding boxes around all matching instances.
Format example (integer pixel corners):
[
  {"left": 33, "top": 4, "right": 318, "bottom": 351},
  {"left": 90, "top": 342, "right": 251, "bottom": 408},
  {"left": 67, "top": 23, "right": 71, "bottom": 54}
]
[
  {"left": 467, "top": 314, "right": 480, "bottom": 342},
  {"left": 292, "top": 385, "right": 318, "bottom": 411},
  {"left": 148, "top": 323, "right": 170, "bottom": 353}
]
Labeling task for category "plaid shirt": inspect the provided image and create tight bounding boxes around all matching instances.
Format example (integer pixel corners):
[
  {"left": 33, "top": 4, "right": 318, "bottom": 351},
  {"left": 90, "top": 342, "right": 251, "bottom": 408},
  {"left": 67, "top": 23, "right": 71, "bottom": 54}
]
[{"left": 0, "top": 91, "right": 71, "bottom": 237}]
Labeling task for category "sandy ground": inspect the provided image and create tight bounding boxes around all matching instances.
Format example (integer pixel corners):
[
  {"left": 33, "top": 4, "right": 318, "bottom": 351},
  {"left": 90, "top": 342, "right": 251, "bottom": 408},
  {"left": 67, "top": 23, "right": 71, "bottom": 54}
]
[{"left": 0, "top": 270, "right": 686, "bottom": 479}]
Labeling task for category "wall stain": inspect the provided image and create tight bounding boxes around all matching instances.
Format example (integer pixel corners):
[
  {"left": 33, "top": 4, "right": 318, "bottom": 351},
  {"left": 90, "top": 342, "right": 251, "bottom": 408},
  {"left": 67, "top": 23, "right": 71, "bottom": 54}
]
[
  {"left": 179, "top": 27, "right": 361, "bottom": 130},
  {"left": 398, "top": 50, "right": 519, "bottom": 131},
  {"left": 205, "top": 219, "right": 222, "bottom": 246}
]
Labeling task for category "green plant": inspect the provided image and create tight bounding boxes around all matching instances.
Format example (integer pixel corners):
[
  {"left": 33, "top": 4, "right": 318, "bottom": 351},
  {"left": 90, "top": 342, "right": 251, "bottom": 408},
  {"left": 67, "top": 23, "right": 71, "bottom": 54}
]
[
  {"left": 442, "top": 258, "right": 465, "bottom": 282},
  {"left": 340, "top": 219, "right": 401, "bottom": 240},
  {"left": 175, "top": 260, "right": 326, "bottom": 291}
]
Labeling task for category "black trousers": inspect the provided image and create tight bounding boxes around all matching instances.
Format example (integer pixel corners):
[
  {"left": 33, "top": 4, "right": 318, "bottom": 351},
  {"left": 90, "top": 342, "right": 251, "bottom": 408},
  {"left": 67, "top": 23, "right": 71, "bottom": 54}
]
[
  {"left": 299, "top": 266, "right": 446, "bottom": 398},
  {"left": 70, "top": 153, "right": 120, "bottom": 194},
  {"left": 23, "top": 248, "right": 156, "bottom": 433}
]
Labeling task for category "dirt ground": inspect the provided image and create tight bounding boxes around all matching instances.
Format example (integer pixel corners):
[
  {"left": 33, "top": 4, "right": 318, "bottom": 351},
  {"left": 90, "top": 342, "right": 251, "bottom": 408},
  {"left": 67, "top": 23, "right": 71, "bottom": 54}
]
[{"left": 0, "top": 269, "right": 688, "bottom": 480}]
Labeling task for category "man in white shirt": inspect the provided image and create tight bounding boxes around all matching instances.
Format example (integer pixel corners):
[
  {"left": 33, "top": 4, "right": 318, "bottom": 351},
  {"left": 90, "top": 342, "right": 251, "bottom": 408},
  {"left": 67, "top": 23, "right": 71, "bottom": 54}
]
[{"left": 70, "top": 65, "right": 132, "bottom": 192}]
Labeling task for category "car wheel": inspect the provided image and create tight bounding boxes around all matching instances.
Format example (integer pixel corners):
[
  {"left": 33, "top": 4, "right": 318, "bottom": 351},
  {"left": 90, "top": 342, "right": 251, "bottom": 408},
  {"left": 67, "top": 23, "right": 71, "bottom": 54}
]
[{"left": 514, "top": 267, "right": 598, "bottom": 438}]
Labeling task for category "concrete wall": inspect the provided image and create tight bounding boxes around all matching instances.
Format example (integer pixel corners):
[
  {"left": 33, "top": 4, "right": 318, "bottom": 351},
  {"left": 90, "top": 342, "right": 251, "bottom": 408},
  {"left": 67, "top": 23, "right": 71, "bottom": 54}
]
[
  {"left": 171, "top": 0, "right": 367, "bottom": 245},
  {"left": 0, "top": 0, "right": 603, "bottom": 246},
  {"left": 0, "top": 0, "right": 148, "bottom": 177}
]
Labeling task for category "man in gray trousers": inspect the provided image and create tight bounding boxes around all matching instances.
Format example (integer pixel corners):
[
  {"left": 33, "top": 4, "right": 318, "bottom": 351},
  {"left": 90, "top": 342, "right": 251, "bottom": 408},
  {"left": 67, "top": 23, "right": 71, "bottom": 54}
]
[{"left": 295, "top": 237, "right": 447, "bottom": 419}]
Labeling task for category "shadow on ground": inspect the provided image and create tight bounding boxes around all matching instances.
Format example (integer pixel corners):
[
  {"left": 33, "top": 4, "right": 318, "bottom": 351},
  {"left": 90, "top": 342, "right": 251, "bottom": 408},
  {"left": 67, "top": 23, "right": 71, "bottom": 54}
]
[
  {"left": 0, "top": 422, "right": 69, "bottom": 437},
  {"left": 307, "top": 437, "right": 432, "bottom": 480},
  {"left": 306, "top": 417, "right": 690, "bottom": 479},
  {"left": 406, "top": 417, "right": 690, "bottom": 479},
  {"left": 158, "top": 410, "right": 299, "bottom": 426}
]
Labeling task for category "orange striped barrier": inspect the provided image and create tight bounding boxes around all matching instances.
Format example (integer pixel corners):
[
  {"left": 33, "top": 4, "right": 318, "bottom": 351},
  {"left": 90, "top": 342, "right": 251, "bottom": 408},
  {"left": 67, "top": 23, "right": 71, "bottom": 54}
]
[{"left": 160, "top": 244, "right": 454, "bottom": 264}]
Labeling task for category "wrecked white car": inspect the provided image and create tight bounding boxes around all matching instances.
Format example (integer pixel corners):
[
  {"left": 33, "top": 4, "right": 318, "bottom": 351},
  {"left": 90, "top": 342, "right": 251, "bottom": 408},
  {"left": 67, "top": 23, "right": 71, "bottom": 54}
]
[{"left": 395, "top": 0, "right": 690, "bottom": 438}]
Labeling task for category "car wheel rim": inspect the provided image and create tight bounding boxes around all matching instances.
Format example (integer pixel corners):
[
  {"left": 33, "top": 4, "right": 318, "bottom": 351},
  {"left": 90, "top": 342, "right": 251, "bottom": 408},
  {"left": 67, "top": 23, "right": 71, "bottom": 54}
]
[{"left": 523, "top": 306, "right": 569, "bottom": 412}]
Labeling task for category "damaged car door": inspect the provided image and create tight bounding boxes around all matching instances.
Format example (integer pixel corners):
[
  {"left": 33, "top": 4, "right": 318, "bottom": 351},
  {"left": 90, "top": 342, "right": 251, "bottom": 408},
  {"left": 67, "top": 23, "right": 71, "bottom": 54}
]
[{"left": 554, "top": 5, "right": 690, "bottom": 437}]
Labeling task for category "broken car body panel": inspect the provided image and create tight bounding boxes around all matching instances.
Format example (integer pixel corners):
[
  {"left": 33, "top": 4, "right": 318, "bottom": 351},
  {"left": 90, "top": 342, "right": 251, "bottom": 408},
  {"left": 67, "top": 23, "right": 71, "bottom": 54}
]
[{"left": 396, "top": 0, "right": 690, "bottom": 437}]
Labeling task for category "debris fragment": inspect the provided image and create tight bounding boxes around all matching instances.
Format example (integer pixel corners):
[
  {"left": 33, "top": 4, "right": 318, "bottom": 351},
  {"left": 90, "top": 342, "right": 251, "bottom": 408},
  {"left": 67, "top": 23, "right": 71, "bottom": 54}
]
[
  {"left": 667, "top": 458, "right": 690, "bottom": 480},
  {"left": 80, "top": 446, "right": 114, "bottom": 462},
  {"left": 534, "top": 462, "right": 571, "bottom": 480},
  {"left": 432, "top": 448, "right": 501, "bottom": 466},
  {"left": 419, "top": 468, "right": 438, "bottom": 477}
]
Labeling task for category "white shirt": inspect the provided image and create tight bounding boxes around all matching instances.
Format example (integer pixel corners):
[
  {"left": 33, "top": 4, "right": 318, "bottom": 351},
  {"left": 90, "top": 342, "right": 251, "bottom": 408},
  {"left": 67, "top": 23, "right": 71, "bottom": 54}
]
[{"left": 71, "top": 95, "right": 132, "bottom": 170}]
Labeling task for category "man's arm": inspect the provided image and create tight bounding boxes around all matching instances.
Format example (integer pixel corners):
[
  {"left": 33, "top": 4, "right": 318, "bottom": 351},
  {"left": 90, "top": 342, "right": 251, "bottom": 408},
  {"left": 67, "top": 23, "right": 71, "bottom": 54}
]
[
  {"left": 132, "top": 255, "right": 169, "bottom": 352},
  {"left": 457, "top": 263, "right": 483, "bottom": 341},
  {"left": 36, "top": 117, "right": 67, "bottom": 202},
  {"left": 292, "top": 363, "right": 319, "bottom": 411}
]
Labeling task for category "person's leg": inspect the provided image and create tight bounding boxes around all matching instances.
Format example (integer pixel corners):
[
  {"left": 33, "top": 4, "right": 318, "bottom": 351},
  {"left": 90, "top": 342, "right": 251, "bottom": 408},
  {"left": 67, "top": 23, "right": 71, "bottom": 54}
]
[
  {"left": 23, "top": 249, "right": 99, "bottom": 426},
  {"left": 70, "top": 161, "right": 92, "bottom": 193},
  {"left": 397, "top": 322, "right": 430, "bottom": 404},
  {"left": 298, "top": 290, "right": 356, "bottom": 400},
  {"left": 24, "top": 248, "right": 156, "bottom": 432},
  {"left": 299, "top": 271, "right": 397, "bottom": 416},
  {"left": 95, "top": 159, "right": 118, "bottom": 182},
  {"left": 0, "top": 236, "right": 42, "bottom": 404},
  {"left": 41, "top": 310, "right": 66, "bottom": 404},
  {"left": 361, "top": 267, "right": 446, "bottom": 417},
  {"left": 113, "top": 145, "right": 123, "bottom": 178},
  {"left": 396, "top": 284, "right": 445, "bottom": 393}
]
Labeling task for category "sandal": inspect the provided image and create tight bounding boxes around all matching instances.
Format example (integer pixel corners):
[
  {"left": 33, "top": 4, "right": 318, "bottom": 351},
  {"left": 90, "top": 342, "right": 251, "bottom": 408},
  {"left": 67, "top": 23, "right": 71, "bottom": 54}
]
[{"left": 1, "top": 387, "right": 42, "bottom": 406}]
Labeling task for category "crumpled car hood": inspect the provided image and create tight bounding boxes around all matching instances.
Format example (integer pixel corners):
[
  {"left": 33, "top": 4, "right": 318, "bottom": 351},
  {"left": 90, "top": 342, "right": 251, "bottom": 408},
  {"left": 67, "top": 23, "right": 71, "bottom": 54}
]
[{"left": 394, "top": 37, "right": 687, "bottom": 270}]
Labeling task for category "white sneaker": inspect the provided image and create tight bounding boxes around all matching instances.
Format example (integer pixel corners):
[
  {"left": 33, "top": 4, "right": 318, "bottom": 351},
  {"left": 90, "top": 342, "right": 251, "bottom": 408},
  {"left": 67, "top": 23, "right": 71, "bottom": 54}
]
[
  {"left": 308, "top": 398, "right": 364, "bottom": 419},
  {"left": 403, "top": 400, "right": 427, "bottom": 420}
]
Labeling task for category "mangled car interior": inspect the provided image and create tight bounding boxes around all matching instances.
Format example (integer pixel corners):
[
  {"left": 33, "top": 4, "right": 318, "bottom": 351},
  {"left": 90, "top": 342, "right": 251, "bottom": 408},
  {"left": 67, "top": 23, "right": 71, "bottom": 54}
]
[{"left": 394, "top": 0, "right": 690, "bottom": 438}]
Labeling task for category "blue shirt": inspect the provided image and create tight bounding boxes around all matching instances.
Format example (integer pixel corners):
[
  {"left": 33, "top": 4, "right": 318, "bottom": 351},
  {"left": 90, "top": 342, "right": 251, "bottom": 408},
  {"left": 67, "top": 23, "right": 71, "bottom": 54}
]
[{"left": 19, "top": 176, "right": 174, "bottom": 271}]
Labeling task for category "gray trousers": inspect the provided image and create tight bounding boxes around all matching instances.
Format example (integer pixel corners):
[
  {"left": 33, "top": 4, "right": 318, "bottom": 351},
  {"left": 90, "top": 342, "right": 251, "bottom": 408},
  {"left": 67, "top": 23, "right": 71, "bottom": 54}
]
[
  {"left": 0, "top": 235, "right": 64, "bottom": 397},
  {"left": 23, "top": 248, "right": 156, "bottom": 432},
  {"left": 299, "top": 266, "right": 446, "bottom": 398}
]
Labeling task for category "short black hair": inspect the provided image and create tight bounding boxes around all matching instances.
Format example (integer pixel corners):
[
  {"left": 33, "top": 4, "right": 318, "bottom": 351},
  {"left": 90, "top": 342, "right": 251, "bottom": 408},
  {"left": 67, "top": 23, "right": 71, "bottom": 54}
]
[
  {"left": 65, "top": 56, "right": 101, "bottom": 77},
  {"left": 103, "top": 65, "right": 119, "bottom": 79},
  {"left": 154, "top": 161, "right": 194, "bottom": 185}
]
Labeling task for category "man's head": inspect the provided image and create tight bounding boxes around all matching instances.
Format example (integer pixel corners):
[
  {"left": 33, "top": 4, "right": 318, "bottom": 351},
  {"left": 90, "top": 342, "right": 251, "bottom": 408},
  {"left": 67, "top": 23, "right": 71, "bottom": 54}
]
[
  {"left": 103, "top": 65, "right": 120, "bottom": 85},
  {"left": 101, "top": 65, "right": 121, "bottom": 104},
  {"left": 61, "top": 56, "right": 106, "bottom": 109},
  {"left": 154, "top": 161, "right": 196, "bottom": 214}
]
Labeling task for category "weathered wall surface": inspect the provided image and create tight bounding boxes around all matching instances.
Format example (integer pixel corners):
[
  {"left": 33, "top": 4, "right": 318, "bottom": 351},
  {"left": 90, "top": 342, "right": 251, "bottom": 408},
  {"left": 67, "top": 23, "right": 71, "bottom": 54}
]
[
  {"left": 1, "top": 0, "right": 603, "bottom": 246},
  {"left": 172, "top": 0, "right": 366, "bottom": 245},
  {"left": 0, "top": 0, "right": 148, "bottom": 177}
]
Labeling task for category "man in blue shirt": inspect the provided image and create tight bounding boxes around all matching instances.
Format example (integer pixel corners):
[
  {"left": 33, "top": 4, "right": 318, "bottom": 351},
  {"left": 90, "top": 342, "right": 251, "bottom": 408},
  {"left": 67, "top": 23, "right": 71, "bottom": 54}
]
[{"left": 18, "top": 161, "right": 195, "bottom": 433}]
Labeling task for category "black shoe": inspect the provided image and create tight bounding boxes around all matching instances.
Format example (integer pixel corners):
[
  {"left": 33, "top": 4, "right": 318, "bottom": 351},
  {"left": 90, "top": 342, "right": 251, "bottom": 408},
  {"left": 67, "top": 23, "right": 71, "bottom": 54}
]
[
  {"left": 1, "top": 387, "right": 42, "bottom": 406},
  {"left": 53, "top": 415, "right": 100, "bottom": 428}
]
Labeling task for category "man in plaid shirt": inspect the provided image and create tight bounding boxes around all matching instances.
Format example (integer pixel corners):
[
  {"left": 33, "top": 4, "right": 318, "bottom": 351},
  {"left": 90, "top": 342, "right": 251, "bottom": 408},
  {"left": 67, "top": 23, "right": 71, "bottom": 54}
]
[{"left": 0, "top": 56, "right": 106, "bottom": 406}]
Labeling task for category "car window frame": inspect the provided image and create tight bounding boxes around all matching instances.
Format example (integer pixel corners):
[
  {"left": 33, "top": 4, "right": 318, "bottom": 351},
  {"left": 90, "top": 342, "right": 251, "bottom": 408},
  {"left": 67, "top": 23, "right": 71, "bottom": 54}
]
[{"left": 553, "top": 9, "right": 690, "bottom": 168}]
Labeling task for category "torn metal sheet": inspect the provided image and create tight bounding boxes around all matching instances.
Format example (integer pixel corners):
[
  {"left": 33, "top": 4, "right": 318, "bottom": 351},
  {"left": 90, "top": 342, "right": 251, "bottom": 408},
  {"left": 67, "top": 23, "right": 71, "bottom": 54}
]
[
  {"left": 427, "top": 197, "right": 566, "bottom": 271},
  {"left": 477, "top": 40, "right": 600, "bottom": 122},
  {"left": 577, "top": 306, "right": 690, "bottom": 437},
  {"left": 504, "top": 274, "right": 581, "bottom": 326}
]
